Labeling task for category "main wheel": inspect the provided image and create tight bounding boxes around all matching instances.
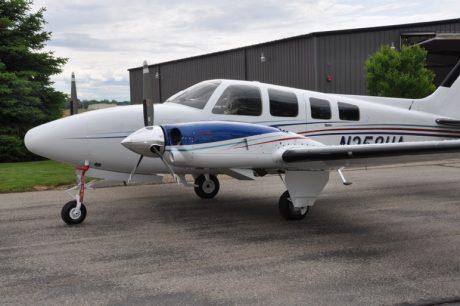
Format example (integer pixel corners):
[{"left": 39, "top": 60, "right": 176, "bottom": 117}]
[
  {"left": 278, "top": 191, "right": 309, "bottom": 220},
  {"left": 194, "top": 175, "right": 220, "bottom": 199},
  {"left": 61, "top": 200, "right": 87, "bottom": 225}
]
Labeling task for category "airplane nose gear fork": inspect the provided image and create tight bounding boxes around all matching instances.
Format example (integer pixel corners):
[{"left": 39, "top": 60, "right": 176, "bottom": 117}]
[{"left": 62, "top": 161, "right": 91, "bottom": 225}]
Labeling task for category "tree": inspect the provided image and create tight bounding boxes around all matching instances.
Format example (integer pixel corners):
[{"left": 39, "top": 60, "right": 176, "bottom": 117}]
[
  {"left": 365, "top": 44, "right": 436, "bottom": 98},
  {"left": 0, "top": 0, "right": 67, "bottom": 162}
]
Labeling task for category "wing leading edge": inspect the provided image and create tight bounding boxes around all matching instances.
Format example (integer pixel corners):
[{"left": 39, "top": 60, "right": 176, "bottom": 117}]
[{"left": 282, "top": 139, "right": 460, "bottom": 168}]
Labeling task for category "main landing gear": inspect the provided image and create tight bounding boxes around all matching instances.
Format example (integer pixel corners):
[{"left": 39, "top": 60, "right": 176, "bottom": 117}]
[
  {"left": 61, "top": 162, "right": 90, "bottom": 225},
  {"left": 278, "top": 191, "right": 309, "bottom": 220},
  {"left": 194, "top": 174, "right": 220, "bottom": 199}
]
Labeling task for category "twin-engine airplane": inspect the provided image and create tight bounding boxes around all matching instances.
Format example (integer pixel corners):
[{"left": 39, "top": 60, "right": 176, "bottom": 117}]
[{"left": 25, "top": 61, "right": 460, "bottom": 225}]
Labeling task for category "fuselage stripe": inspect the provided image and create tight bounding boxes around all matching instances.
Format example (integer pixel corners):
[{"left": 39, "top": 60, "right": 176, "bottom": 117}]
[
  {"left": 304, "top": 131, "right": 460, "bottom": 138},
  {"left": 299, "top": 127, "right": 460, "bottom": 135}
]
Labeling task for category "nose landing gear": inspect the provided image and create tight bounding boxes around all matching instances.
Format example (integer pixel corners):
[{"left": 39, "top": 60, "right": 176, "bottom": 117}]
[{"left": 62, "top": 162, "right": 90, "bottom": 225}]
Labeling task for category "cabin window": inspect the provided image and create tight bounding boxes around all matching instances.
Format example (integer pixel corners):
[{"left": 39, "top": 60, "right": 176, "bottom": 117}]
[
  {"left": 310, "top": 97, "right": 331, "bottom": 119},
  {"left": 212, "top": 85, "right": 262, "bottom": 116},
  {"left": 165, "top": 80, "right": 221, "bottom": 109},
  {"left": 338, "top": 102, "right": 360, "bottom": 121},
  {"left": 269, "top": 89, "right": 298, "bottom": 117}
]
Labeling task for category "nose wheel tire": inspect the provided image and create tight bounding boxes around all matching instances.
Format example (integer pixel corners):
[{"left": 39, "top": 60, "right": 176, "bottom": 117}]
[
  {"left": 278, "top": 191, "right": 309, "bottom": 220},
  {"left": 194, "top": 175, "right": 220, "bottom": 199},
  {"left": 61, "top": 200, "right": 87, "bottom": 225}
]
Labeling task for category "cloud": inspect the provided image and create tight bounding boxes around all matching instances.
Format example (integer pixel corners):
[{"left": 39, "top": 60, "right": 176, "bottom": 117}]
[{"left": 31, "top": 0, "right": 460, "bottom": 101}]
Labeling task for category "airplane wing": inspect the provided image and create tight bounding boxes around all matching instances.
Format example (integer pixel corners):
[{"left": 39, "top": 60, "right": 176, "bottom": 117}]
[
  {"left": 120, "top": 121, "right": 460, "bottom": 213},
  {"left": 282, "top": 139, "right": 460, "bottom": 170}
]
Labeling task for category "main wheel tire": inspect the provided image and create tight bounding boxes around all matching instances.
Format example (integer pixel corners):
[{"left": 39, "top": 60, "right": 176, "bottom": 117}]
[
  {"left": 61, "top": 200, "right": 87, "bottom": 225},
  {"left": 194, "top": 175, "right": 220, "bottom": 199},
  {"left": 278, "top": 191, "right": 309, "bottom": 220}
]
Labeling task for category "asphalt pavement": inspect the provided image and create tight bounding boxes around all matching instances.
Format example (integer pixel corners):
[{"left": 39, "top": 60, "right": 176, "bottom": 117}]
[{"left": 0, "top": 162, "right": 459, "bottom": 305}]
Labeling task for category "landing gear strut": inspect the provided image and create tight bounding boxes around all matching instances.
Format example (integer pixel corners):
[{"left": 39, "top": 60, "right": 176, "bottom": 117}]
[
  {"left": 278, "top": 191, "right": 309, "bottom": 220},
  {"left": 62, "top": 163, "right": 90, "bottom": 225},
  {"left": 194, "top": 174, "right": 220, "bottom": 199}
]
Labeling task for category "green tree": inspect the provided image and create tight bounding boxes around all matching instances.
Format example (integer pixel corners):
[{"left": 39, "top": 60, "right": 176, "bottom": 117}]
[
  {"left": 0, "top": 0, "right": 67, "bottom": 162},
  {"left": 365, "top": 44, "right": 435, "bottom": 98}
]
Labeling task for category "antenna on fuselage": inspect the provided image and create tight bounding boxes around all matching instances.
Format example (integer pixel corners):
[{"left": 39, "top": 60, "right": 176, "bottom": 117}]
[{"left": 70, "top": 72, "right": 78, "bottom": 115}]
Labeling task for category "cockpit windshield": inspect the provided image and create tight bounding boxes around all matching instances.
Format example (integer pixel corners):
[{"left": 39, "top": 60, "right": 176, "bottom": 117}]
[{"left": 165, "top": 81, "right": 221, "bottom": 109}]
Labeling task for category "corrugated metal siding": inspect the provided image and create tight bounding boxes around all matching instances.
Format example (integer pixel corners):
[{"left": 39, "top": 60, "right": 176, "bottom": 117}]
[
  {"left": 159, "top": 50, "right": 245, "bottom": 101},
  {"left": 152, "top": 65, "right": 161, "bottom": 102},
  {"left": 246, "top": 38, "right": 311, "bottom": 90},
  {"left": 316, "top": 29, "right": 401, "bottom": 94},
  {"left": 129, "top": 69, "right": 143, "bottom": 104},
  {"left": 129, "top": 20, "right": 460, "bottom": 103},
  {"left": 128, "top": 65, "right": 160, "bottom": 103}
]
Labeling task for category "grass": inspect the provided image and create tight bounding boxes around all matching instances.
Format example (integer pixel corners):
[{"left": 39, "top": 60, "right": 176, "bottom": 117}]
[{"left": 0, "top": 160, "right": 77, "bottom": 193}]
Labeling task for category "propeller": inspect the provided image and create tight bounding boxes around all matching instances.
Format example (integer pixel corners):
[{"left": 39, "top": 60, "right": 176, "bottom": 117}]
[
  {"left": 127, "top": 60, "right": 154, "bottom": 182},
  {"left": 123, "top": 60, "right": 180, "bottom": 184},
  {"left": 70, "top": 72, "right": 78, "bottom": 115},
  {"left": 142, "top": 60, "right": 154, "bottom": 127},
  {"left": 122, "top": 126, "right": 178, "bottom": 184}
]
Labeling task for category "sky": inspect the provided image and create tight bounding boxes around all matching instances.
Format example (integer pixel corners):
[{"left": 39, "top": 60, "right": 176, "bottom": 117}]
[{"left": 31, "top": 0, "right": 460, "bottom": 101}]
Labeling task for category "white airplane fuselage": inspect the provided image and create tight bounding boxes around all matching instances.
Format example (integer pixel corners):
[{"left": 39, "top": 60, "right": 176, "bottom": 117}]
[{"left": 25, "top": 79, "right": 460, "bottom": 177}]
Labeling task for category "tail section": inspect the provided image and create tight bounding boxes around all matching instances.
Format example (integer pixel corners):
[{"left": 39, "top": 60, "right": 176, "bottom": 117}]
[{"left": 413, "top": 60, "right": 460, "bottom": 118}]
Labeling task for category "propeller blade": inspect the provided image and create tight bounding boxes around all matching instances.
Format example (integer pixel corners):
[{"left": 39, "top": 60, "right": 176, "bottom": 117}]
[
  {"left": 70, "top": 72, "right": 78, "bottom": 115},
  {"left": 150, "top": 145, "right": 179, "bottom": 184},
  {"left": 142, "top": 60, "right": 154, "bottom": 126},
  {"left": 127, "top": 155, "right": 144, "bottom": 184}
]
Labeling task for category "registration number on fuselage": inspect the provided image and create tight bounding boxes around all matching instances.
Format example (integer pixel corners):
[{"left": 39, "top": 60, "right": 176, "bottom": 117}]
[{"left": 340, "top": 135, "right": 404, "bottom": 145}]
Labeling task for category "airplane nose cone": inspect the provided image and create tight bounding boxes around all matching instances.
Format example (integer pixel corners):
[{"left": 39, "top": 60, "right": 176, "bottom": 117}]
[
  {"left": 24, "top": 115, "right": 89, "bottom": 164},
  {"left": 24, "top": 126, "right": 44, "bottom": 156}
]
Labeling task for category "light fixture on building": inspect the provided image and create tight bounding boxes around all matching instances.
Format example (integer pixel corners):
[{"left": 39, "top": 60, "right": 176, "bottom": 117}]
[
  {"left": 155, "top": 71, "right": 160, "bottom": 79},
  {"left": 260, "top": 52, "right": 266, "bottom": 63}
]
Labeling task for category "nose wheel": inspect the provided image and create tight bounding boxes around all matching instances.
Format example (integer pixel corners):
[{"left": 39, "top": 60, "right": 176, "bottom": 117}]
[
  {"left": 194, "top": 174, "right": 220, "bottom": 199},
  {"left": 61, "top": 200, "right": 87, "bottom": 225},
  {"left": 278, "top": 191, "right": 309, "bottom": 220}
]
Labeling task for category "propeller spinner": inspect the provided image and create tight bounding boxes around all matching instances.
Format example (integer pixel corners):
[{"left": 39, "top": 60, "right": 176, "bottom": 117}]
[{"left": 121, "top": 126, "right": 165, "bottom": 157}]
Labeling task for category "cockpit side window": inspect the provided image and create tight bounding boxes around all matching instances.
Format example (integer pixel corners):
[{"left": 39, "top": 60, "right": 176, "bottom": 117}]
[
  {"left": 212, "top": 85, "right": 262, "bottom": 116},
  {"left": 165, "top": 81, "right": 221, "bottom": 109},
  {"left": 269, "top": 89, "right": 298, "bottom": 117}
]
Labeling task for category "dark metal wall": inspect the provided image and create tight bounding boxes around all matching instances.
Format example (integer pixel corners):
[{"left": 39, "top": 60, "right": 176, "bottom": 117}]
[{"left": 129, "top": 19, "right": 460, "bottom": 104}]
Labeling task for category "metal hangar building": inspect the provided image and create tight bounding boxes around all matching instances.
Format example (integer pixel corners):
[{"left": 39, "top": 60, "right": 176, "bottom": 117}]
[{"left": 128, "top": 18, "right": 460, "bottom": 104}]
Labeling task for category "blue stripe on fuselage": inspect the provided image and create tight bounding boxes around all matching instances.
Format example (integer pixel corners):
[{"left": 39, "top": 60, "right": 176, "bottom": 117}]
[{"left": 161, "top": 121, "right": 280, "bottom": 146}]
